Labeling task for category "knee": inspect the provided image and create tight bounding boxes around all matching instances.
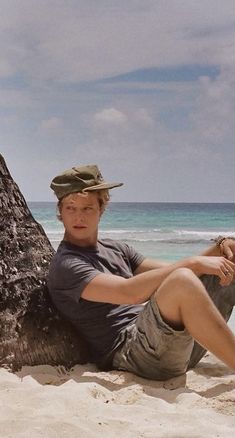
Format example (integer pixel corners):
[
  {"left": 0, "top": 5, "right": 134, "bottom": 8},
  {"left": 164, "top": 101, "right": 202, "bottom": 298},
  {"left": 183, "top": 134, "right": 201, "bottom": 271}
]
[
  {"left": 154, "top": 268, "right": 204, "bottom": 323},
  {"left": 155, "top": 269, "right": 204, "bottom": 306},
  {"left": 169, "top": 267, "right": 198, "bottom": 285},
  {"left": 166, "top": 268, "right": 203, "bottom": 299}
]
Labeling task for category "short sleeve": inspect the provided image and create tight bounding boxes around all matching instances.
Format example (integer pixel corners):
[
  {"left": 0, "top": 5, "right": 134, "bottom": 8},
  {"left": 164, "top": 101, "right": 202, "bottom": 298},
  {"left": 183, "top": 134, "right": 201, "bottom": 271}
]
[
  {"left": 48, "top": 255, "right": 101, "bottom": 304},
  {"left": 113, "top": 241, "right": 145, "bottom": 273}
]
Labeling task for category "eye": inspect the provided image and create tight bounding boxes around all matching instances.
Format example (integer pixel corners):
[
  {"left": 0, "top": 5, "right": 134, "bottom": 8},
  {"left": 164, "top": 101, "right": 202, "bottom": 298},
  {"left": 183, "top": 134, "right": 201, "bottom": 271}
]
[{"left": 66, "top": 205, "right": 76, "bottom": 212}]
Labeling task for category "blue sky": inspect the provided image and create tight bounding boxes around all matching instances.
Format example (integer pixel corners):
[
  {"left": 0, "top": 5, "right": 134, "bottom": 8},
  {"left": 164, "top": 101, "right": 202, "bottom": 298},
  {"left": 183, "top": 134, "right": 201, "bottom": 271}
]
[{"left": 0, "top": 0, "right": 235, "bottom": 202}]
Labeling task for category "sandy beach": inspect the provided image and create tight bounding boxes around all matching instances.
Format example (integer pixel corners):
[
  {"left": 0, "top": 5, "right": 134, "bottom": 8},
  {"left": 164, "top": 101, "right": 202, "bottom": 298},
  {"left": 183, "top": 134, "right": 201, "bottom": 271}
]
[{"left": 0, "top": 352, "right": 234, "bottom": 438}]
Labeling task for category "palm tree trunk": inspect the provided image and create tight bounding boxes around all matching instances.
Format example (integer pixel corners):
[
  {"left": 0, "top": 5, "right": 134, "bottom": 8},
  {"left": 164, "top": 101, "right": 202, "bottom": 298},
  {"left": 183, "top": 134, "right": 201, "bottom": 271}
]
[{"left": 0, "top": 154, "right": 88, "bottom": 371}]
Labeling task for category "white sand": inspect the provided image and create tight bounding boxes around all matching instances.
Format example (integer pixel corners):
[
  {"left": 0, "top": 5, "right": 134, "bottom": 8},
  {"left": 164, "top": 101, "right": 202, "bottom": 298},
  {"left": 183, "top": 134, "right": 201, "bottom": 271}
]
[{"left": 0, "top": 353, "right": 234, "bottom": 438}]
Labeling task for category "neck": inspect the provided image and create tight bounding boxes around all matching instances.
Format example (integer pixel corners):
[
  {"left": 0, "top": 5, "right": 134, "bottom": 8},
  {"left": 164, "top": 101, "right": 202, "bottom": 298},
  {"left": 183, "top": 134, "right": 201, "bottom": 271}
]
[{"left": 63, "top": 231, "right": 98, "bottom": 248}]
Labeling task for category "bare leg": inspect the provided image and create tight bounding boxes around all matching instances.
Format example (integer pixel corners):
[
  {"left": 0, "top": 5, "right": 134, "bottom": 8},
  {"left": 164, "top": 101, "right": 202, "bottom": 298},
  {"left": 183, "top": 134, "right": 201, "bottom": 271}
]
[
  {"left": 155, "top": 268, "right": 235, "bottom": 370},
  {"left": 188, "top": 274, "right": 234, "bottom": 368}
]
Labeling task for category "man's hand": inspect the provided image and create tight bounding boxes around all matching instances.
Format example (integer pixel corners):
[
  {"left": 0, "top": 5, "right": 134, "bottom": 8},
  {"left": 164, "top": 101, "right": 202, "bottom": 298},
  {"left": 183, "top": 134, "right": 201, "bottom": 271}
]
[
  {"left": 192, "top": 256, "right": 235, "bottom": 287},
  {"left": 220, "top": 238, "right": 235, "bottom": 261}
]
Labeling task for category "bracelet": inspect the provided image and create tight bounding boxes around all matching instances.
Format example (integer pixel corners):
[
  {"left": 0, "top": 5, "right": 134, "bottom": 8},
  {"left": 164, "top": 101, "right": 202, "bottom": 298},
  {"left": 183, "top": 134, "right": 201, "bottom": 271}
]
[
  {"left": 212, "top": 235, "right": 235, "bottom": 245},
  {"left": 211, "top": 235, "right": 235, "bottom": 255},
  {"left": 212, "top": 235, "right": 227, "bottom": 247}
]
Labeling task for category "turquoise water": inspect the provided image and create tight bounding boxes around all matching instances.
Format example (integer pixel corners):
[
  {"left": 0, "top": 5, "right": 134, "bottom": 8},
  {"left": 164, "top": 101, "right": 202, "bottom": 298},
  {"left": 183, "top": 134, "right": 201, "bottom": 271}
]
[
  {"left": 29, "top": 201, "right": 235, "bottom": 329},
  {"left": 29, "top": 202, "right": 235, "bottom": 261}
]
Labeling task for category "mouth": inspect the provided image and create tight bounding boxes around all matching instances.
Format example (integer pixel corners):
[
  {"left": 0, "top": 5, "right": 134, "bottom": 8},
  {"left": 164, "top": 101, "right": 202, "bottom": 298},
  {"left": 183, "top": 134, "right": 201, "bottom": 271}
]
[{"left": 73, "top": 225, "right": 88, "bottom": 229}]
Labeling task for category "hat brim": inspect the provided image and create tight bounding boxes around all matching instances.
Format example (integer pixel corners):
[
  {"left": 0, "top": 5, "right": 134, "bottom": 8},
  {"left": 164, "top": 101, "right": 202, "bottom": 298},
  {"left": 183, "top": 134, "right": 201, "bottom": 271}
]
[{"left": 83, "top": 182, "right": 123, "bottom": 192}]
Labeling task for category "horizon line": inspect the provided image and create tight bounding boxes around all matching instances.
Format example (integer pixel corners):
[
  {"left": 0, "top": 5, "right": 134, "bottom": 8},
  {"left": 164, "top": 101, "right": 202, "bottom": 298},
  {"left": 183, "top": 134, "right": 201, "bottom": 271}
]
[{"left": 27, "top": 200, "right": 235, "bottom": 204}]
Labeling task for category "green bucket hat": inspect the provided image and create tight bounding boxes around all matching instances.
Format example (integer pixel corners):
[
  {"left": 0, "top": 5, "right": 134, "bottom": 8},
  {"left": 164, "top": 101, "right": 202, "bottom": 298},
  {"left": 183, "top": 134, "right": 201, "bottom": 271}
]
[{"left": 50, "top": 164, "right": 123, "bottom": 200}]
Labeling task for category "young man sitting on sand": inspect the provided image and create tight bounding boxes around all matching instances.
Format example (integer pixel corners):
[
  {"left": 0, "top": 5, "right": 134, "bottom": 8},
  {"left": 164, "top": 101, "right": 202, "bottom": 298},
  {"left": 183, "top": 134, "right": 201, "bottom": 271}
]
[{"left": 47, "top": 165, "right": 235, "bottom": 380}]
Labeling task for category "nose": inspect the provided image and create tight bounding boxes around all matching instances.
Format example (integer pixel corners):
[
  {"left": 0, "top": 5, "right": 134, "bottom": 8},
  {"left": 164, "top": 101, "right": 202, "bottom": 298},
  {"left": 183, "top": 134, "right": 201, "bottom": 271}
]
[{"left": 75, "top": 209, "right": 85, "bottom": 223}]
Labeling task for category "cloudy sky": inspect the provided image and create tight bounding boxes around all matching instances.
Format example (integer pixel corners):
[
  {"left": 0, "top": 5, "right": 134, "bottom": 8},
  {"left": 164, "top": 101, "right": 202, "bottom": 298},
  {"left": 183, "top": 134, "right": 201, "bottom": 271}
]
[{"left": 1, "top": 0, "right": 235, "bottom": 202}]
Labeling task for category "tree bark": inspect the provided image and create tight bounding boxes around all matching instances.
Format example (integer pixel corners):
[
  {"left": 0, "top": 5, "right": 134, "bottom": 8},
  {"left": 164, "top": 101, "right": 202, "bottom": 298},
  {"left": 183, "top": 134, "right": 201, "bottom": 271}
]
[{"left": 0, "top": 154, "right": 88, "bottom": 371}]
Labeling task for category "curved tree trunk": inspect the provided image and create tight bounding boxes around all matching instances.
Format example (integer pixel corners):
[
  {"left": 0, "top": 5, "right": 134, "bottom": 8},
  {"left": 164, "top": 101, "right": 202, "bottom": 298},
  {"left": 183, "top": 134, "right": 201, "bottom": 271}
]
[{"left": 0, "top": 154, "right": 88, "bottom": 371}]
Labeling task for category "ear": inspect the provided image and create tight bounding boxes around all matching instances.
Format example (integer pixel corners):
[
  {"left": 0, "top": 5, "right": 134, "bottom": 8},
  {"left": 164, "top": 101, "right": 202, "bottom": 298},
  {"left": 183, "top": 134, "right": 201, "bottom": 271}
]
[
  {"left": 57, "top": 214, "right": 63, "bottom": 222},
  {"left": 99, "top": 205, "right": 105, "bottom": 217}
]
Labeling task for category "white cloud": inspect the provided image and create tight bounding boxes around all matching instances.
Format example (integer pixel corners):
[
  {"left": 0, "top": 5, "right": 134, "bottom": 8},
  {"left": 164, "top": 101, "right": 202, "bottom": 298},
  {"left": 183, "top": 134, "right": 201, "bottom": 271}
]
[
  {"left": 133, "top": 108, "right": 153, "bottom": 126},
  {"left": 0, "top": 58, "right": 13, "bottom": 77},
  {"left": 190, "top": 64, "right": 235, "bottom": 145},
  {"left": 40, "top": 117, "right": 63, "bottom": 132},
  {"left": 94, "top": 108, "right": 127, "bottom": 126},
  {"left": 0, "top": 1, "right": 235, "bottom": 202},
  {"left": 0, "top": 1, "right": 235, "bottom": 83},
  {"left": 0, "top": 88, "right": 32, "bottom": 109},
  {"left": 94, "top": 107, "right": 153, "bottom": 129}
]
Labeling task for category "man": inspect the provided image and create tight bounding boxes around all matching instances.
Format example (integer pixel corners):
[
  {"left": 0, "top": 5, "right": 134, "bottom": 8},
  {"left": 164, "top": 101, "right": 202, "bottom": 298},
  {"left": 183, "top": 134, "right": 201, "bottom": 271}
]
[{"left": 47, "top": 164, "right": 235, "bottom": 380}]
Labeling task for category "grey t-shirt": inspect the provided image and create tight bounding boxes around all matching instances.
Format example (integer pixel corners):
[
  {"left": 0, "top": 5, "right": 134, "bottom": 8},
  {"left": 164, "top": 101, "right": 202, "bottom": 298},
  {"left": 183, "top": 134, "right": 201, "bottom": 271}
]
[{"left": 47, "top": 239, "right": 145, "bottom": 367}]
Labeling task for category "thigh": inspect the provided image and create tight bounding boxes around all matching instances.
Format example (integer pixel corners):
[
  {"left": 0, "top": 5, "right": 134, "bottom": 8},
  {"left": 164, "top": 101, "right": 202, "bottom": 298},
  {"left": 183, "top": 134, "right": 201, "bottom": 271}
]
[
  {"left": 112, "top": 293, "right": 194, "bottom": 380},
  {"left": 188, "top": 274, "right": 235, "bottom": 369}
]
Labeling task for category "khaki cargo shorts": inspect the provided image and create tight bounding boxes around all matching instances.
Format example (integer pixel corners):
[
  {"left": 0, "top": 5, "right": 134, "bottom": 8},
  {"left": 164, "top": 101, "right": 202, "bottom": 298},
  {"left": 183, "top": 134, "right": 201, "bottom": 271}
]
[{"left": 112, "top": 293, "right": 194, "bottom": 380}]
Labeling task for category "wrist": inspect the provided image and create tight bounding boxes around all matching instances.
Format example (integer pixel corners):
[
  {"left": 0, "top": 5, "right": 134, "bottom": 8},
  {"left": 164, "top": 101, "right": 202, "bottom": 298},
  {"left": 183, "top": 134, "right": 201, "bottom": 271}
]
[
  {"left": 175, "top": 256, "right": 200, "bottom": 275},
  {"left": 187, "top": 256, "right": 201, "bottom": 276},
  {"left": 212, "top": 235, "right": 235, "bottom": 256}
]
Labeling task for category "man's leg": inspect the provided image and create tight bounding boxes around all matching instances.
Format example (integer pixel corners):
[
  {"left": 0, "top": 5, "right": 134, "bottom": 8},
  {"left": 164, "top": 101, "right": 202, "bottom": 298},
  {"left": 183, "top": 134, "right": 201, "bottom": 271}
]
[
  {"left": 155, "top": 268, "right": 235, "bottom": 371},
  {"left": 188, "top": 274, "right": 235, "bottom": 369}
]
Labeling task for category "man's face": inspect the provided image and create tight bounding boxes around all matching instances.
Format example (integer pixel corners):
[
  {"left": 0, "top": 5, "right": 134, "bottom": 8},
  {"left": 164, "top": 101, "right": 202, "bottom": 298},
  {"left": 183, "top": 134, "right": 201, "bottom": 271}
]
[{"left": 60, "top": 191, "right": 102, "bottom": 246}]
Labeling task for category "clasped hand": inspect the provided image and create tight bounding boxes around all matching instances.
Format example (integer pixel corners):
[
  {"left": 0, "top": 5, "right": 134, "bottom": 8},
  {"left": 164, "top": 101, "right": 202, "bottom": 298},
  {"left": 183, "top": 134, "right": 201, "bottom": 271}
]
[
  {"left": 220, "top": 238, "right": 235, "bottom": 261},
  {"left": 196, "top": 256, "right": 235, "bottom": 287}
]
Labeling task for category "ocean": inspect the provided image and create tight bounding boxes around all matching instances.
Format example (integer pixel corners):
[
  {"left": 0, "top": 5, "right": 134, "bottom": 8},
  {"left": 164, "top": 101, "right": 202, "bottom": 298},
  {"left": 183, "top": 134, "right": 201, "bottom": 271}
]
[
  {"left": 29, "top": 201, "right": 235, "bottom": 260},
  {"left": 29, "top": 201, "right": 235, "bottom": 329}
]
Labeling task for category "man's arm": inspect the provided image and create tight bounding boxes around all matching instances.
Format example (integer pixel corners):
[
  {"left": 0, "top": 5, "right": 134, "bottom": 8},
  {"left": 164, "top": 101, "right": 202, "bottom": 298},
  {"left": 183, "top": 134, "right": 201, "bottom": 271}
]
[
  {"left": 201, "top": 238, "right": 235, "bottom": 260},
  {"left": 134, "top": 247, "right": 221, "bottom": 275},
  {"left": 200, "top": 243, "right": 220, "bottom": 257},
  {"left": 81, "top": 255, "right": 235, "bottom": 305},
  {"left": 136, "top": 237, "right": 235, "bottom": 273},
  {"left": 134, "top": 258, "right": 170, "bottom": 274}
]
